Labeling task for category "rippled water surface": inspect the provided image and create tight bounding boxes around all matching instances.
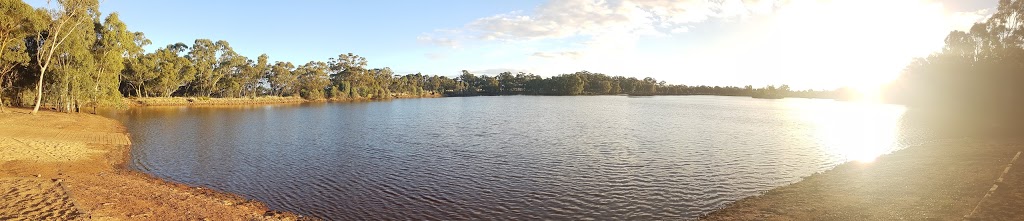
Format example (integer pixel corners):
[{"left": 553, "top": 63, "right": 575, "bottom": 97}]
[{"left": 104, "top": 96, "right": 929, "bottom": 220}]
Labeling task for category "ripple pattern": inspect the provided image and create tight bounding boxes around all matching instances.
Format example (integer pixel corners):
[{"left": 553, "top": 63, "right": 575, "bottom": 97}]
[{"left": 104, "top": 96, "right": 927, "bottom": 220}]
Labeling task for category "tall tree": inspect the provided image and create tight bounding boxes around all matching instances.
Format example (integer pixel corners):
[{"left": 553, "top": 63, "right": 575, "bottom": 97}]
[
  {"left": 47, "top": 3, "right": 98, "bottom": 113},
  {"left": 88, "top": 12, "right": 136, "bottom": 112},
  {"left": 187, "top": 39, "right": 216, "bottom": 97},
  {"left": 120, "top": 34, "right": 154, "bottom": 97},
  {"left": 241, "top": 54, "right": 269, "bottom": 98},
  {"left": 328, "top": 53, "right": 367, "bottom": 97},
  {"left": 0, "top": 0, "right": 42, "bottom": 111},
  {"left": 296, "top": 61, "right": 329, "bottom": 100},
  {"left": 211, "top": 40, "right": 242, "bottom": 97},
  {"left": 268, "top": 61, "right": 296, "bottom": 96},
  {"left": 150, "top": 43, "right": 193, "bottom": 97},
  {"left": 31, "top": 0, "right": 100, "bottom": 114}
]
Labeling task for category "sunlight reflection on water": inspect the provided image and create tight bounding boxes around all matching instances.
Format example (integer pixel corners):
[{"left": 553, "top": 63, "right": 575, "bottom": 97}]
[{"left": 790, "top": 101, "right": 907, "bottom": 163}]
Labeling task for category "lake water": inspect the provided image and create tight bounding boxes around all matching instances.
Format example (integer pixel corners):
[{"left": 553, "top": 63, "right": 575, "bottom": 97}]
[{"left": 104, "top": 96, "right": 929, "bottom": 220}]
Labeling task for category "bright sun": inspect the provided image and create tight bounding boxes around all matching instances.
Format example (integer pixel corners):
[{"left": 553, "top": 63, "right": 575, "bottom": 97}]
[{"left": 767, "top": 0, "right": 952, "bottom": 91}]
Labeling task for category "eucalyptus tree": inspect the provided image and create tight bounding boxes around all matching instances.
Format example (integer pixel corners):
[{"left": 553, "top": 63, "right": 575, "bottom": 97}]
[
  {"left": 296, "top": 61, "right": 329, "bottom": 99},
  {"left": 240, "top": 54, "right": 269, "bottom": 98},
  {"left": 210, "top": 40, "right": 245, "bottom": 97},
  {"left": 87, "top": 12, "right": 137, "bottom": 111},
  {"left": 30, "top": 0, "right": 100, "bottom": 114},
  {"left": 40, "top": 0, "right": 116, "bottom": 113},
  {"left": 47, "top": 7, "right": 99, "bottom": 113},
  {"left": 367, "top": 67, "right": 393, "bottom": 98},
  {"left": 481, "top": 75, "right": 499, "bottom": 94},
  {"left": 186, "top": 39, "right": 216, "bottom": 97},
  {"left": 0, "top": 0, "right": 42, "bottom": 111},
  {"left": 268, "top": 61, "right": 296, "bottom": 96},
  {"left": 328, "top": 53, "right": 368, "bottom": 97},
  {"left": 150, "top": 43, "right": 193, "bottom": 97},
  {"left": 121, "top": 43, "right": 155, "bottom": 97},
  {"left": 119, "top": 32, "right": 152, "bottom": 97}
]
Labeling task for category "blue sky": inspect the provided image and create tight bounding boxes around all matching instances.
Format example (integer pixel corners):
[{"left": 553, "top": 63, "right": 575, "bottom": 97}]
[{"left": 28, "top": 0, "right": 996, "bottom": 90}]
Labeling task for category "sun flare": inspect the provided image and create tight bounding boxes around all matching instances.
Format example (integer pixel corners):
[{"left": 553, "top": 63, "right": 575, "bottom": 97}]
[
  {"left": 767, "top": 0, "right": 954, "bottom": 90},
  {"left": 792, "top": 101, "right": 908, "bottom": 163}
]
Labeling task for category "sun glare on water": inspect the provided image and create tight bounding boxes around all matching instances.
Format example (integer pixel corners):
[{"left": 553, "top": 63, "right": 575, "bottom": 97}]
[
  {"left": 830, "top": 104, "right": 906, "bottom": 163},
  {"left": 792, "top": 101, "right": 907, "bottom": 163},
  {"left": 851, "top": 85, "right": 885, "bottom": 103}
]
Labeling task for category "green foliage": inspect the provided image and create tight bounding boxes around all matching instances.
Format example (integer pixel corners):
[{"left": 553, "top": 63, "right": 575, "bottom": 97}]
[
  {"left": 268, "top": 61, "right": 296, "bottom": 96},
  {"left": 0, "top": 0, "right": 42, "bottom": 111},
  {"left": 150, "top": 43, "right": 194, "bottom": 97},
  {"left": 296, "top": 61, "right": 329, "bottom": 100}
]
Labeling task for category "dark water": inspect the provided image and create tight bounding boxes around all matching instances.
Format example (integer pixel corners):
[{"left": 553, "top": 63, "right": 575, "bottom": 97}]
[{"left": 103, "top": 96, "right": 928, "bottom": 220}]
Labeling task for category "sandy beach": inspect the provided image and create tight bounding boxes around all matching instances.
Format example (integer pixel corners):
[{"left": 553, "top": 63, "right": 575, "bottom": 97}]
[{"left": 0, "top": 108, "right": 309, "bottom": 220}]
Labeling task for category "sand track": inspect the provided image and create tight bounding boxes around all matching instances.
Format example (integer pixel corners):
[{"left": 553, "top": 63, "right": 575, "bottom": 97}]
[{"left": 0, "top": 178, "right": 81, "bottom": 220}]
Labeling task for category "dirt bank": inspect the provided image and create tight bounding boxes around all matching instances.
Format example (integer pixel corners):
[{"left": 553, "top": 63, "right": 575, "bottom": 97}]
[
  {"left": 702, "top": 139, "right": 1024, "bottom": 220},
  {"left": 0, "top": 108, "right": 310, "bottom": 220}
]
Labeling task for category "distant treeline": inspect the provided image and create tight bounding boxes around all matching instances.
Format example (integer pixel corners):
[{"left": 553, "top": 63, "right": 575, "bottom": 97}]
[
  {"left": 444, "top": 70, "right": 837, "bottom": 99},
  {"left": 884, "top": 0, "right": 1024, "bottom": 120},
  {"left": 0, "top": 0, "right": 839, "bottom": 114}
]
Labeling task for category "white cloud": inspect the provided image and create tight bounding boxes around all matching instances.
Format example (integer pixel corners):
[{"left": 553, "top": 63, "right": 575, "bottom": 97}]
[
  {"left": 466, "top": 0, "right": 775, "bottom": 41},
  {"left": 471, "top": 68, "right": 535, "bottom": 76},
  {"left": 532, "top": 51, "right": 583, "bottom": 59},
  {"left": 425, "top": 52, "right": 448, "bottom": 60},
  {"left": 417, "top": 35, "right": 459, "bottom": 48},
  {"left": 418, "top": 0, "right": 1000, "bottom": 89},
  {"left": 947, "top": 8, "right": 992, "bottom": 31}
]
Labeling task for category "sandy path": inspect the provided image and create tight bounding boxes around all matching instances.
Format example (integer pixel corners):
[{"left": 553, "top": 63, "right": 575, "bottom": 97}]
[
  {"left": 0, "top": 108, "right": 310, "bottom": 220},
  {"left": 703, "top": 139, "right": 1023, "bottom": 220},
  {"left": 0, "top": 178, "right": 81, "bottom": 220}
]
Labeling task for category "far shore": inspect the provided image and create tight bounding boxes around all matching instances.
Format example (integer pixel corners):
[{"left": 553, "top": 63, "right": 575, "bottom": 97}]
[
  {"left": 702, "top": 137, "right": 1024, "bottom": 220},
  {"left": 0, "top": 108, "right": 311, "bottom": 220},
  {"left": 123, "top": 93, "right": 443, "bottom": 107},
  {"left": 115, "top": 93, "right": 841, "bottom": 108}
]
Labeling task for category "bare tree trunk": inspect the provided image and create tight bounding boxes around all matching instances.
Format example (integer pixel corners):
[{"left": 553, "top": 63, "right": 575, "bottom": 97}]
[
  {"left": 31, "top": 67, "right": 47, "bottom": 114},
  {"left": 0, "top": 86, "right": 5, "bottom": 113}
]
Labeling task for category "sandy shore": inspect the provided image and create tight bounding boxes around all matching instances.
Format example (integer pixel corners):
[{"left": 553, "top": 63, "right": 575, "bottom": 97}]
[
  {"left": 703, "top": 138, "right": 1024, "bottom": 220},
  {"left": 0, "top": 108, "right": 310, "bottom": 220}
]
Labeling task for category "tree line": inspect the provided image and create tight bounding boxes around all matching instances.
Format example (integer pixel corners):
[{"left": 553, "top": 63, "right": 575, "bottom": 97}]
[
  {"left": 444, "top": 70, "right": 834, "bottom": 98},
  {"left": 0, "top": 0, "right": 841, "bottom": 114},
  {"left": 886, "top": 0, "right": 1024, "bottom": 121}
]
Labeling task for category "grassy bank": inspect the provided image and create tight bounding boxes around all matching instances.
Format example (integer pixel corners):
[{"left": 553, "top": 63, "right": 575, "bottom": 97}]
[
  {"left": 128, "top": 96, "right": 308, "bottom": 106},
  {"left": 0, "top": 108, "right": 310, "bottom": 220},
  {"left": 702, "top": 138, "right": 1024, "bottom": 220}
]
